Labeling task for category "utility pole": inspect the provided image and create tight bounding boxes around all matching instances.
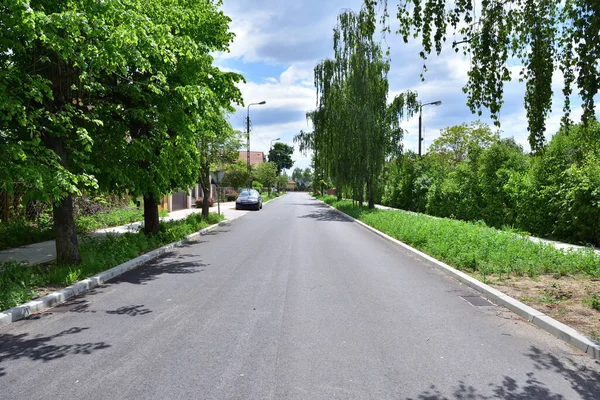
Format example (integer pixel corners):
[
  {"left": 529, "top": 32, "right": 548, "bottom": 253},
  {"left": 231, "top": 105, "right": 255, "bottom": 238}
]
[
  {"left": 246, "top": 101, "right": 266, "bottom": 188},
  {"left": 418, "top": 100, "right": 442, "bottom": 156}
]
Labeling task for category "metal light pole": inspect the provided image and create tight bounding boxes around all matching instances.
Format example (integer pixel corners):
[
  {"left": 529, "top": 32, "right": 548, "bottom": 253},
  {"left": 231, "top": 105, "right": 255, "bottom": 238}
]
[
  {"left": 269, "top": 137, "right": 280, "bottom": 151},
  {"left": 247, "top": 101, "right": 266, "bottom": 188},
  {"left": 418, "top": 100, "right": 442, "bottom": 156}
]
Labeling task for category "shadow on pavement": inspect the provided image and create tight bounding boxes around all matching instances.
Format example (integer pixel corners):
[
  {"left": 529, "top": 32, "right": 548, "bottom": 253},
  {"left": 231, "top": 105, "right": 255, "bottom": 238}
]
[
  {"left": 107, "top": 255, "right": 207, "bottom": 286},
  {"left": 0, "top": 327, "right": 110, "bottom": 372},
  {"left": 406, "top": 346, "right": 600, "bottom": 400},
  {"left": 298, "top": 209, "right": 351, "bottom": 222}
]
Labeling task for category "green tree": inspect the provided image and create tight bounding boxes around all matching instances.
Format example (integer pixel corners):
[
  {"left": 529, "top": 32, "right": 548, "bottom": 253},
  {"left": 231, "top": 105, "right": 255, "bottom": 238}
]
[
  {"left": 268, "top": 142, "right": 294, "bottom": 175},
  {"left": 92, "top": 0, "right": 243, "bottom": 233},
  {"left": 297, "top": 6, "right": 419, "bottom": 207},
  {"left": 253, "top": 162, "right": 277, "bottom": 195},
  {"left": 223, "top": 160, "right": 251, "bottom": 189},
  {"left": 276, "top": 174, "right": 289, "bottom": 192},
  {"left": 1, "top": 0, "right": 243, "bottom": 265},
  {"left": 428, "top": 121, "right": 500, "bottom": 162},
  {"left": 291, "top": 167, "right": 303, "bottom": 182},
  {"left": 373, "top": 0, "right": 600, "bottom": 152}
]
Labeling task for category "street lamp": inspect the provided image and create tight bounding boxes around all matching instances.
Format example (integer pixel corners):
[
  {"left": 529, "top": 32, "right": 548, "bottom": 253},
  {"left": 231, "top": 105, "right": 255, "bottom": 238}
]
[
  {"left": 247, "top": 101, "right": 266, "bottom": 188},
  {"left": 418, "top": 100, "right": 442, "bottom": 156},
  {"left": 270, "top": 137, "right": 280, "bottom": 150}
]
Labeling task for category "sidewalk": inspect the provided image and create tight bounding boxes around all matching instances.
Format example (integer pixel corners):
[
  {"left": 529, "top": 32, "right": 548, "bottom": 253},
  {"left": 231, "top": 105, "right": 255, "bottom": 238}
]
[{"left": 0, "top": 201, "right": 247, "bottom": 266}]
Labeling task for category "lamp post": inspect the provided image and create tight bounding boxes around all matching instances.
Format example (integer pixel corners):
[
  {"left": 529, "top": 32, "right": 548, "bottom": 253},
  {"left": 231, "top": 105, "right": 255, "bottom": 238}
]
[
  {"left": 247, "top": 101, "right": 266, "bottom": 188},
  {"left": 418, "top": 100, "right": 442, "bottom": 156},
  {"left": 269, "top": 137, "right": 280, "bottom": 151}
]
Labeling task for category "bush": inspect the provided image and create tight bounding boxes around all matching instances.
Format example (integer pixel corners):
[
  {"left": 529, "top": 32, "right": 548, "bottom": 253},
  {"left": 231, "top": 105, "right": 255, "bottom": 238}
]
[
  {"left": 252, "top": 181, "right": 263, "bottom": 192},
  {"left": 224, "top": 189, "right": 238, "bottom": 201},
  {"left": 196, "top": 197, "right": 215, "bottom": 207}
]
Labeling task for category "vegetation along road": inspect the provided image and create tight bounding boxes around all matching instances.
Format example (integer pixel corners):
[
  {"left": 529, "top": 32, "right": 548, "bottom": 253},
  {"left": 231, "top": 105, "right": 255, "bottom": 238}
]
[{"left": 1, "top": 193, "right": 599, "bottom": 399}]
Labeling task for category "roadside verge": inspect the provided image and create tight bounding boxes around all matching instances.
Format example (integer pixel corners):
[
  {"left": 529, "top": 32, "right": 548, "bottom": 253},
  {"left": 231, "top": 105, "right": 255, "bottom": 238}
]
[
  {"left": 0, "top": 220, "right": 229, "bottom": 328},
  {"left": 318, "top": 199, "right": 600, "bottom": 360}
]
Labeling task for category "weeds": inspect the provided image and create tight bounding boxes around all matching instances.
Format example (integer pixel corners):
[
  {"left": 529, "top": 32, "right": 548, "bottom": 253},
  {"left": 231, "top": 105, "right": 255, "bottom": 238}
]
[
  {"left": 583, "top": 292, "right": 600, "bottom": 311},
  {"left": 319, "top": 197, "right": 600, "bottom": 279},
  {"left": 0, "top": 212, "right": 224, "bottom": 311}
]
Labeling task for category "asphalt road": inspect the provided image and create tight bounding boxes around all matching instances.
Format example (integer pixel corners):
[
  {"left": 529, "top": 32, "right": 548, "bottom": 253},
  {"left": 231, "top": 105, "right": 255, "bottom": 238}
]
[{"left": 1, "top": 192, "right": 599, "bottom": 399}]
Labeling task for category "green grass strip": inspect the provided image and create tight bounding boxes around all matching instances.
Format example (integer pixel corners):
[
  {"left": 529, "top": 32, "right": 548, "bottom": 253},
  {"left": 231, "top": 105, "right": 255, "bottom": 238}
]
[
  {"left": 0, "top": 207, "right": 169, "bottom": 250},
  {"left": 0, "top": 212, "right": 223, "bottom": 311},
  {"left": 319, "top": 196, "right": 600, "bottom": 280}
]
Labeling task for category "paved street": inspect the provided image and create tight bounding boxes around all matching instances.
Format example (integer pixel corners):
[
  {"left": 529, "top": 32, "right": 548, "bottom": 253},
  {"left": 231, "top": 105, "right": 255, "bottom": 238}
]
[{"left": 1, "top": 192, "right": 599, "bottom": 399}]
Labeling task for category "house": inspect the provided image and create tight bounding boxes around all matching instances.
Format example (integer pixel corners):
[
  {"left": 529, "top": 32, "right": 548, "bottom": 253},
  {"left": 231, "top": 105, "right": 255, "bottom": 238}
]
[
  {"left": 238, "top": 151, "right": 266, "bottom": 166},
  {"left": 286, "top": 179, "right": 297, "bottom": 191}
]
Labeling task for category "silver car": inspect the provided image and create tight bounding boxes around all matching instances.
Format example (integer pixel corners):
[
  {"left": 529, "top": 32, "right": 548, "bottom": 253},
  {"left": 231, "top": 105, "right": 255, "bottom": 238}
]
[{"left": 235, "top": 189, "right": 263, "bottom": 211}]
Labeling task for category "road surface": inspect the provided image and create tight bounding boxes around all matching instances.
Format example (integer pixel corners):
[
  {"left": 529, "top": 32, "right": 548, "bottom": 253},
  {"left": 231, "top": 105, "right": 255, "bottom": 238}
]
[{"left": 1, "top": 192, "right": 599, "bottom": 399}]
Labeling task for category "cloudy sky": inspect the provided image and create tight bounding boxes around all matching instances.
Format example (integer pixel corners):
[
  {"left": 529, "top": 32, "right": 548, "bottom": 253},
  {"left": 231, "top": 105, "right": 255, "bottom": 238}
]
[{"left": 214, "top": 0, "right": 590, "bottom": 172}]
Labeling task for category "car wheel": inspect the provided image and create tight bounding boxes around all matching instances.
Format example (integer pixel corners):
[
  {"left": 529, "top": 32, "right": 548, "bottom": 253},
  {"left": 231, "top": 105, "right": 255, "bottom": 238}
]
[
  {"left": 235, "top": 205, "right": 239, "bottom": 210},
  {"left": 260, "top": 203, "right": 263, "bottom": 209}
]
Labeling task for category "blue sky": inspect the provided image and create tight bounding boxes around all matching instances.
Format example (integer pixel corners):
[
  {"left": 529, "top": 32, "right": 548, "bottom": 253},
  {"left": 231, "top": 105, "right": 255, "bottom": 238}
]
[{"left": 215, "top": 0, "right": 593, "bottom": 172}]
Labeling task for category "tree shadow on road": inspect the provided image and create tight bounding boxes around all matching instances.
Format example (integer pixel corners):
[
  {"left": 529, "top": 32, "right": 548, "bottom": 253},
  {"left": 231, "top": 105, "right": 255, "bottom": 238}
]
[
  {"left": 107, "top": 255, "right": 207, "bottom": 286},
  {"left": 297, "top": 209, "right": 352, "bottom": 222},
  {"left": 0, "top": 327, "right": 110, "bottom": 370},
  {"left": 406, "top": 346, "right": 600, "bottom": 400}
]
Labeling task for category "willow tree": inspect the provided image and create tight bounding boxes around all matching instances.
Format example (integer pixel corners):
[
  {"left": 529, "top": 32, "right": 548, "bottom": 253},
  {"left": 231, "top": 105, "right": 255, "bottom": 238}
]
[
  {"left": 296, "top": 6, "right": 419, "bottom": 208},
  {"left": 372, "top": 0, "right": 599, "bottom": 152}
]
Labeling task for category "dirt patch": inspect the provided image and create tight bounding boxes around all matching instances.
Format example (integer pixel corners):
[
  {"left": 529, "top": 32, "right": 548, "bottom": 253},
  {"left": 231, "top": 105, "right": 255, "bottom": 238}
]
[{"left": 474, "top": 273, "right": 600, "bottom": 341}]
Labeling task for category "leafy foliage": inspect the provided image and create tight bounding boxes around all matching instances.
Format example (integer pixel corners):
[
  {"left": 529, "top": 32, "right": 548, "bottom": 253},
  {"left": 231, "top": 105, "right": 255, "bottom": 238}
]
[
  {"left": 268, "top": 142, "right": 294, "bottom": 175},
  {"left": 381, "top": 120, "right": 600, "bottom": 246},
  {"left": 1, "top": 0, "right": 243, "bottom": 263},
  {"left": 374, "top": 0, "right": 600, "bottom": 152},
  {"left": 321, "top": 197, "right": 600, "bottom": 279},
  {"left": 296, "top": 6, "right": 419, "bottom": 208},
  {"left": 253, "top": 162, "right": 278, "bottom": 194}
]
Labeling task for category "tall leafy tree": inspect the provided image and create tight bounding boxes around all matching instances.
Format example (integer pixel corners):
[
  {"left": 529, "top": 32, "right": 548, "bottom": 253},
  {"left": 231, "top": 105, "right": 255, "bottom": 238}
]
[
  {"left": 93, "top": 0, "right": 243, "bottom": 234},
  {"left": 253, "top": 162, "right": 277, "bottom": 195},
  {"left": 268, "top": 142, "right": 294, "bottom": 175},
  {"left": 1, "top": 0, "right": 243, "bottom": 265},
  {"left": 372, "top": 0, "right": 600, "bottom": 152},
  {"left": 297, "top": 6, "right": 419, "bottom": 207}
]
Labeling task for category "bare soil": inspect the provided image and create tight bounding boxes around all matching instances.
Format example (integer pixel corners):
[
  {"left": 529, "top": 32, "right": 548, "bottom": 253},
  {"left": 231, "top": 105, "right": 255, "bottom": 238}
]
[{"left": 473, "top": 273, "right": 600, "bottom": 341}]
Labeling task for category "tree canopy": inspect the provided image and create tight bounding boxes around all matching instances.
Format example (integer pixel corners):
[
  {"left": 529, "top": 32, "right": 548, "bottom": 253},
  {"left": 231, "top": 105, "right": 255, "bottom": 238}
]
[
  {"left": 1, "top": 0, "right": 243, "bottom": 264},
  {"left": 296, "top": 6, "right": 419, "bottom": 207},
  {"left": 372, "top": 0, "right": 600, "bottom": 152},
  {"left": 268, "top": 142, "right": 294, "bottom": 175}
]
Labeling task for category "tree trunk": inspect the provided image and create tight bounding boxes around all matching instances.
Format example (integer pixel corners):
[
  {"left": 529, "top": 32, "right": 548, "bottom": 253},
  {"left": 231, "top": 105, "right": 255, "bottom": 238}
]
[
  {"left": 198, "top": 165, "right": 210, "bottom": 220},
  {"left": 45, "top": 133, "right": 82, "bottom": 266},
  {"left": 367, "top": 176, "right": 375, "bottom": 209},
  {"left": 143, "top": 193, "right": 160, "bottom": 235},
  {"left": 53, "top": 194, "right": 82, "bottom": 266}
]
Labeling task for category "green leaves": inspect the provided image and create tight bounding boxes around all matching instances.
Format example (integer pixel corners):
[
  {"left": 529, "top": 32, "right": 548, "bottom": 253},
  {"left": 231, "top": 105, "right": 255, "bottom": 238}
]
[{"left": 377, "top": 0, "right": 600, "bottom": 152}]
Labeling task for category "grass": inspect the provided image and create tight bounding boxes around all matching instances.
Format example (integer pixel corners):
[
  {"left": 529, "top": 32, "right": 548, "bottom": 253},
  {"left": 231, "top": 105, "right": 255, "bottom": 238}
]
[
  {"left": 0, "top": 207, "right": 169, "bottom": 250},
  {"left": 318, "top": 196, "right": 600, "bottom": 279},
  {"left": 261, "top": 191, "right": 283, "bottom": 201},
  {"left": 0, "top": 212, "right": 223, "bottom": 311}
]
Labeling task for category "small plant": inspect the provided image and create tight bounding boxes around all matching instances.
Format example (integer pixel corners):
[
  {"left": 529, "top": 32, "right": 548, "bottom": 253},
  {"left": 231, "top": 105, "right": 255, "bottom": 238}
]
[
  {"left": 196, "top": 197, "right": 215, "bottom": 207},
  {"left": 583, "top": 292, "right": 600, "bottom": 311}
]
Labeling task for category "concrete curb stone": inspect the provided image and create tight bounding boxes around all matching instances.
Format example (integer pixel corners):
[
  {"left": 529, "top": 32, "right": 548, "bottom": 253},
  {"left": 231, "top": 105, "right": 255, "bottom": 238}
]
[
  {"left": 0, "top": 220, "right": 229, "bottom": 328},
  {"left": 318, "top": 199, "right": 600, "bottom": 360}
]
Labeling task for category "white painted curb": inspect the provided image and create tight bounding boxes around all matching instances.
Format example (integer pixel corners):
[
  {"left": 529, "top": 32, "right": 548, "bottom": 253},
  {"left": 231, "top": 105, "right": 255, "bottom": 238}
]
[
  {"left": 318, "top": 199, "right": 600, "bottom": 360},
  {"left": 0, "top": 220, "right": 229, "bottom": 328}
]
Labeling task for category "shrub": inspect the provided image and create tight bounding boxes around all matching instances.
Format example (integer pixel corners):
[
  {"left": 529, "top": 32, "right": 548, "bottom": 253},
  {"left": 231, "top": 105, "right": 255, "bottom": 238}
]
[
  {"left": 196, "top": 197, "right": 215, "bottom": 207},
  {"left": 225, "top": 189, "right": 238, "bottom": 201},
  {"left": 252, "top": 181, "right": 263, "bottom": 192}
]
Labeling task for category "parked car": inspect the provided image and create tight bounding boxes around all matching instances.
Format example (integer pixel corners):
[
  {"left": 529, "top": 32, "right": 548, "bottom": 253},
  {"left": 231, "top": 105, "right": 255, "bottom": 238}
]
[{"left": 235, "top": 189, "right": 262, "bottom": 211}]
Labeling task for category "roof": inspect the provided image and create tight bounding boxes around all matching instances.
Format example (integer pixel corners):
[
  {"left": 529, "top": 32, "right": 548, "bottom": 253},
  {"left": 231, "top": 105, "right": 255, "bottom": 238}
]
[{"left": 238, "top": 151, "right": 265, "bottom": 166}]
